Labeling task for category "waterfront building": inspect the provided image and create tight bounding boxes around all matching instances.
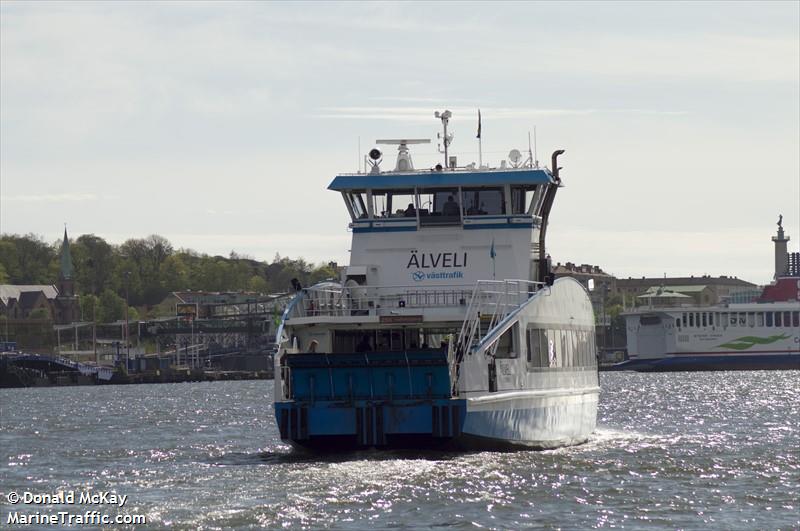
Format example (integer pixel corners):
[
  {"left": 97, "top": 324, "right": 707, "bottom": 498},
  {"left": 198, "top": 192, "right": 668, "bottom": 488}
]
[
  {"left": 552, "top": 262, "right": 615, "bottom": 315},
  {"left": 0, "top": 228, "right": 80, "bottom": 325},
  {"left": 616, "top": 275, "right": 756, "bottom": 306}
]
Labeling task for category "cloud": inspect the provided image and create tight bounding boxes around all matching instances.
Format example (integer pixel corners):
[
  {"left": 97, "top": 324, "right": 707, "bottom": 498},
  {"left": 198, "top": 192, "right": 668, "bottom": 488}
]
[
  {"left": 2, "top": 193, "right": 99, "bottom": 203},
  {"left": 313, "top": 106, "right": 688, "bottom": 122}
]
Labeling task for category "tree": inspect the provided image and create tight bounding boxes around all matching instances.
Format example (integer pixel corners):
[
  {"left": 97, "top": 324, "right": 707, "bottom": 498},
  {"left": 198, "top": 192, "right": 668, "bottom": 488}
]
[
  {"left": 0, "top": 241, "right": 21, "bottom": 282},
  {"left": 247, "top": 275, "right": 269, "bottom": 294},
  {"left": 97, "top": 289, "right": 126, "bottom": 323},
  {"left": 79, "top": 294, "right": 99, "bottom": 322},
  {"left": 0, "top": 262, "right": 8, "bottom": 284},
  {"left": 0, "top": 234, "right": 54, "bottom": 283},
  {"left": 160, "top": 254, "right": 190, "bottom": 292},
  {"left": 73, "top": 234, "right": 115, "bottom": 295}
]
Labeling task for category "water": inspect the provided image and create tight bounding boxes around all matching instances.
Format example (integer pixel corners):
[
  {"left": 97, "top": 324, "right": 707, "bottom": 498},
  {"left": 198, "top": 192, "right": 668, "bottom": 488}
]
[{"left": 1, "top": 372, "right": 798, "bottom": 529}]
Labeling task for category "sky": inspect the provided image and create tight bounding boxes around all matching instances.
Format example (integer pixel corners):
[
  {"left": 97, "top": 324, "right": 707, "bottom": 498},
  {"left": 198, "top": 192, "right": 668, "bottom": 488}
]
[{"left": 1, "top": 1, "right": 798, "bottom": 285}]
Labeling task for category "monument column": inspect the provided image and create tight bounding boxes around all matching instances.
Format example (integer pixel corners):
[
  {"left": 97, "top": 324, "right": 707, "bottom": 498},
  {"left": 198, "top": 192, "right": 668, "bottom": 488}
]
[{"left": 772, "top": 215, "right": 789, "bottom": 279}]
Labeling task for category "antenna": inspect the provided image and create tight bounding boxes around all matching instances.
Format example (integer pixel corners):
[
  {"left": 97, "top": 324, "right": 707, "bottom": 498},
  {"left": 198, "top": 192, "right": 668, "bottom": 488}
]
[
  {"left": 527, "top": 132, "right": 533, "bottom": 168},
  {"left": 358, "top": 136, "right": 361, "bottom": 173},
  {"left": 434, "top": 110, "right": 453, "bottom": 167},
  {"left": 533, "top": 127, "right": 539, "bottom": 168}
]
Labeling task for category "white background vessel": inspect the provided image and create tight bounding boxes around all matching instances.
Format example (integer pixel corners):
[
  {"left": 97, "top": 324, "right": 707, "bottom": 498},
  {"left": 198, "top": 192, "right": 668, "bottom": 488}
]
[{"left": 615, "top": 221, "right": 800, "bottom": 371}]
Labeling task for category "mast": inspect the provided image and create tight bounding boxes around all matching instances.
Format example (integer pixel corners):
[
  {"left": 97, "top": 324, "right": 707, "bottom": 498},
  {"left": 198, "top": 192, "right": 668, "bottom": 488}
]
[{"left": 435, "top": 110, "right": 453, "bottom": 167}]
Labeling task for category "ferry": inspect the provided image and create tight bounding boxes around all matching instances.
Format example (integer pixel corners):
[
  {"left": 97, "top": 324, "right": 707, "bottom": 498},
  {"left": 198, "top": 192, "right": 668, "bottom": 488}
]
[
  {"left": 273, "top": 110, "right": 599, "bottom": 450},
  {"left": 611, "top": 221, "right": 800, "bottom": 372}
]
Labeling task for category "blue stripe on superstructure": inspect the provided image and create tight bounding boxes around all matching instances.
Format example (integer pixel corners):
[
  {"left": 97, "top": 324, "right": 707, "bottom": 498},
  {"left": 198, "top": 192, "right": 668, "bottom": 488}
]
[
  {"left": 464, "top": 223, "right": 533, "bottom": 230},
  {"left": 329, "top": 169, "right": 552, "bottom": 191},
  {"left": 353, "top": 223, "right": 534, "bottom": 233},
  {"left": 353, "top": 226, "right": 417, "bottom": 233}
]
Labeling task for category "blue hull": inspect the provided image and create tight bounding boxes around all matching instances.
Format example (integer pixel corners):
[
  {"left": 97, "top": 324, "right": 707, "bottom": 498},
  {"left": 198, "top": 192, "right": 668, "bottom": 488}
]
[
  {"left": 606, "top": 353, "right": 800, "bottom": 372},
  {"left": 275, "top": 391, "right": 598, "bottom": 451},
  {"left": 275, "top": 350, "right": 597, "bottom": 451},
  {"left": 275, "top": 399, "right": 467, "bottom": 451}
]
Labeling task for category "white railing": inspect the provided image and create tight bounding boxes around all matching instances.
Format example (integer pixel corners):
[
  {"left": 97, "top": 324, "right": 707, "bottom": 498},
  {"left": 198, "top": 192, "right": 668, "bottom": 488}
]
[{"left": 292, "top": 284, "right": 478, "bottom": 318}]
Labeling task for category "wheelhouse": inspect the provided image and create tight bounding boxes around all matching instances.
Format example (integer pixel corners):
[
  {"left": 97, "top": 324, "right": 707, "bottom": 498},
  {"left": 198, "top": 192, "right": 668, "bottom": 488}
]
[{"left": 329, "top": 169, "right": 555, "bottom": 232}]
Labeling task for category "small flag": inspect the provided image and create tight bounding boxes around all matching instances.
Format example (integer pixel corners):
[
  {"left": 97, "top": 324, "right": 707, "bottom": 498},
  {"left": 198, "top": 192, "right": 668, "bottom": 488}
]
[
  {"left": 489, "top": 237, "right": 496, "bottom": 259},
  {"left": 476, "top": 109, "right": 482, "bottom": 139}
]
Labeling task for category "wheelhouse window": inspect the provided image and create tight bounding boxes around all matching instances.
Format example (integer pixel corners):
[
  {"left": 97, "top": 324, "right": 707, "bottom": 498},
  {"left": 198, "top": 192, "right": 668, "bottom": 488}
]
[
  {"left": 344, "top": 192, "right": 369, "bottom": 220},
  {"left": 510, "top": 185, "right": 537, "bottom": 215},
  {"left": 372, "top": 189, "right": 417, "bottom": 218},
  {"left": 418, "top": 188, "right": 461, "bottom": 226},
  {"left": 461, "top": 187, "right": 504, "bottom": 216}
]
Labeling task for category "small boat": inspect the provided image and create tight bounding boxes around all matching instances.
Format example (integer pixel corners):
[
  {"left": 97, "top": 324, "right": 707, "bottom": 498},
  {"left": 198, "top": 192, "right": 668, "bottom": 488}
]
[
  {"left": 273, "top": 110, "right": 599, "bottom": 450},
  {"left": 610, "top": 220, "right": 800, "bottom": 372}
]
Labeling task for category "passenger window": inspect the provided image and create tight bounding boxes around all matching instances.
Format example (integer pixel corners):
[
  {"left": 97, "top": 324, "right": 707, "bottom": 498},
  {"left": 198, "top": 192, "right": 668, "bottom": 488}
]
[
  {"left": 775, "top": 312, "right": 782, "bottom": 327},
  {"left": 527, "top": 328, "right": 549, "bottom": 367},
  {"left": 494, "top": 325, "right": 517, "bottom": 359},
  {"left": 757, "top": 313, "right": 764, "bottom": 327},
  {"left": 766, "top": 312, "right": 774, "bottom": 327},
  {"left": 793, "top": 311, "right": 799, "bottom": 327}
]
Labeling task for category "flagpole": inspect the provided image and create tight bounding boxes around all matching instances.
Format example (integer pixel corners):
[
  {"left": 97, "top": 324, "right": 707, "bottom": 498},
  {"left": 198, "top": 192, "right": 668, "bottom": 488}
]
[
  {"left": 490, "top": 237, "right": 496, "bottom": 280},
  {"left": 477, "top": 109, "right": 483, "bottom": 168}
]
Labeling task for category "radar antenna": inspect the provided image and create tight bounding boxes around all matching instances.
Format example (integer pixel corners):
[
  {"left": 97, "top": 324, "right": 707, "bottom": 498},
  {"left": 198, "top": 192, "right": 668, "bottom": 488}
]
[{"left": 376, "top": 138, "right": 430, "bottom": 171}]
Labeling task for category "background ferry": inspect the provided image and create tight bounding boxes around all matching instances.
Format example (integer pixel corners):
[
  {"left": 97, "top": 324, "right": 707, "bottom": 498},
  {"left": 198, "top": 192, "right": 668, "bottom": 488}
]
[{"left": 612, "top": 220, "right": 800, "bottom": 371}]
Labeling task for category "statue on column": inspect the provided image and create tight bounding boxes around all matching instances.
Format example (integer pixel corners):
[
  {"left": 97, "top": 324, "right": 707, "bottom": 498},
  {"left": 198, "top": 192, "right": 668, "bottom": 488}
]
[{"left": 777, "top": 214, "right": 783, "bottom": 229}]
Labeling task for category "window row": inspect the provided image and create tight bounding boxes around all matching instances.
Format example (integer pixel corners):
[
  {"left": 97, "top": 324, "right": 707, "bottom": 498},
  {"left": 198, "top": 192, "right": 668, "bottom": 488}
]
[
  {"left": 526, "top": 328, "right": 597, "bottom": 369},
  {"left": 344, "top": 185, "right": 540, "bottom": 222},
  {"left": 330, "top": 328, "right": 456, "bottom": 353},
  {"left": 677, "top": 310, "right": 800, "bottom": 329}
]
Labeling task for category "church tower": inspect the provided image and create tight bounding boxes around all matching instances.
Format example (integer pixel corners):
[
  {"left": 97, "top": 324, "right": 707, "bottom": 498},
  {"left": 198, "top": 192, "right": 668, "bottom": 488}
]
[{"left": 55, "top": 228, "right": 78, "bottom": 323}]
